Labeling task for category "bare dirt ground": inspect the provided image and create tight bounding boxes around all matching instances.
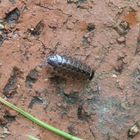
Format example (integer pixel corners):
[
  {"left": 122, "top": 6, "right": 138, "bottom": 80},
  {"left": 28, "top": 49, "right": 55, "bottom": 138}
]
[{"left": 0, "top": 0, "right": 140, "bottom": 140}]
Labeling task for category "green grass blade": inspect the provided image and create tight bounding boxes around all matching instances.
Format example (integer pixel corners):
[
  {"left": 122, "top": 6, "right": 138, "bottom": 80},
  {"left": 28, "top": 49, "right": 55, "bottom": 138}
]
[
  {"left": 0, "top": 97, "right": 83, "bottom": 140},
  {"left": 28, "top": 135, "right": 40, "bottom": 140}
]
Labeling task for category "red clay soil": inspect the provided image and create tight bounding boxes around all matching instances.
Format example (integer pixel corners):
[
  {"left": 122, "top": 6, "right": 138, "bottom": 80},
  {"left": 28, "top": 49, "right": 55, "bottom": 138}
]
[{"left": 0, "top": 0, "right": 140, "bottom": 140}]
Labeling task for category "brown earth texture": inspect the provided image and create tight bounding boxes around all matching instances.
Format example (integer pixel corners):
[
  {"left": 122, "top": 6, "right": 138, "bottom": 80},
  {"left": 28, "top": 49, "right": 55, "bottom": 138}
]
[{"left": 0, "top": 0, "right": 140, "bottom": 140}]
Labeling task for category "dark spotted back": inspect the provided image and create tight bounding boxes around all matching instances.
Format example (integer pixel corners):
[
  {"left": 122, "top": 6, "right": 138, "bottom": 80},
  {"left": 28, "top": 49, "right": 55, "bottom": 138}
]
[{"left": 47, "top": 54, "right": 94, "bottom": 80}]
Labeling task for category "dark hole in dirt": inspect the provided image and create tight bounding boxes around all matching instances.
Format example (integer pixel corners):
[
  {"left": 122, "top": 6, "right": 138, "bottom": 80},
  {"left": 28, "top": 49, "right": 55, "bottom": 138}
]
[
  {"left": 4, "top": 115, "right": 16, "bottom": 123},
  {"left": 26, "top": 69, "right": 39, "bottom": 88},
  {"left": 77, "top": 104, "right": 90, "bottom": 120},
  {"left": 3, "top": 67, "right": 21, "bottom": 98},
  {"left": 50, "top": 76, "right": 66, "bottom": 85},
  {"left": 63, "top": 92, "right": 79, "bottom": 104},
  {"left": 87, "top": 23, "right": 95, "bottom": 32},
  {"left": 3, "top": 110, "right": 16, "bottom": 123},
  {"left": 30, "top": 20, "right": 44, "bottom": 36},
  {"left": 5, "top": 8, "right": 20, "bottom": 24},
  {"left": 28, "top": 96, "right": 44, "bottom": 109}
]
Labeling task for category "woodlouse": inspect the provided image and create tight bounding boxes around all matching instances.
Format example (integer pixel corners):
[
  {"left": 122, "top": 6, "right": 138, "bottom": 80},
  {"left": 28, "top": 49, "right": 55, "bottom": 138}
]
[{"left": 47, "top": 54, "right": 94, "bottom": 80}]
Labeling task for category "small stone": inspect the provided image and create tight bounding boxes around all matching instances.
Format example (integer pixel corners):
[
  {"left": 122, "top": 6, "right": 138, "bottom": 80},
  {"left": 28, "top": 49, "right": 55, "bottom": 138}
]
[
  {"left": 3, "top": 127, "right": 10, "bottom": 135},
  {"left": 0, "top": 23, "right": 5, "bottom": 30},
  {"left": 44, "top": 78, "right": 49, "bottom": 81},
  {"left": 56, "top": 103, "right": 62, "bottom": 107},
  {"left": 117, "top": 36, "right": 126, "bottom": 43},
  {"left": 112, "top": 74, "right": 117, "bottom": 78},
  {"left": 35, "top": 66, "right": 42, "bottom": 72},
  {"left": 128, "top": 123, "right": 140, "bottom": 138},
  {"left": 0, "top": 127, "right": 11, "bottom": 138},
  {"left": 17, "top": 84, "right": 21, "bottom": 88}
]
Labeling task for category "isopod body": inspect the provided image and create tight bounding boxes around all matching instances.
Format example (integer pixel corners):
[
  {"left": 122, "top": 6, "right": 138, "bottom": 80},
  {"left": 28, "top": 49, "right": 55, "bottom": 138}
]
[{"left": 47, "top": 54, "right": 94, "bottom": 80}]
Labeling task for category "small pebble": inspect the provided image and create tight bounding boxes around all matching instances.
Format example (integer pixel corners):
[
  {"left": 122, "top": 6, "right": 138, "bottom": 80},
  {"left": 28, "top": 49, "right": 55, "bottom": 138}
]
[
  {"left": 3, "top": 127, "right": 10, "bottom": 134},
  {"left": 44, "top": 78, "right": 49, "bottom": 81},
  {"left": 112, "top": 74, "right": 117, "bottom": 78},
  {"left": 56, "top": 103, "right": 62, "bottom": 107},
  {"left": 117, "top": 36, "right": 126, "bottom": 43},
  {"left": 0, "top": 23, "right": 5, "bottom": 30},
  {"left": 128, "top": 123, "right": 140, "bottom": 138},
  {"left": 35, "top": 66, "right": 42, "bottom": 72}
]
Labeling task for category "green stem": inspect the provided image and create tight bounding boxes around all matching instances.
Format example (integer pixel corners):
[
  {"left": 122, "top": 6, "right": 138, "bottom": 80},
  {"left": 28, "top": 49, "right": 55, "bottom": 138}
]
[
  {"left": 28, "top": 135, "right": 40, "bottom": 140},
  {"left": 0, "top": 97, "right": 82, "bottom": 140}
]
